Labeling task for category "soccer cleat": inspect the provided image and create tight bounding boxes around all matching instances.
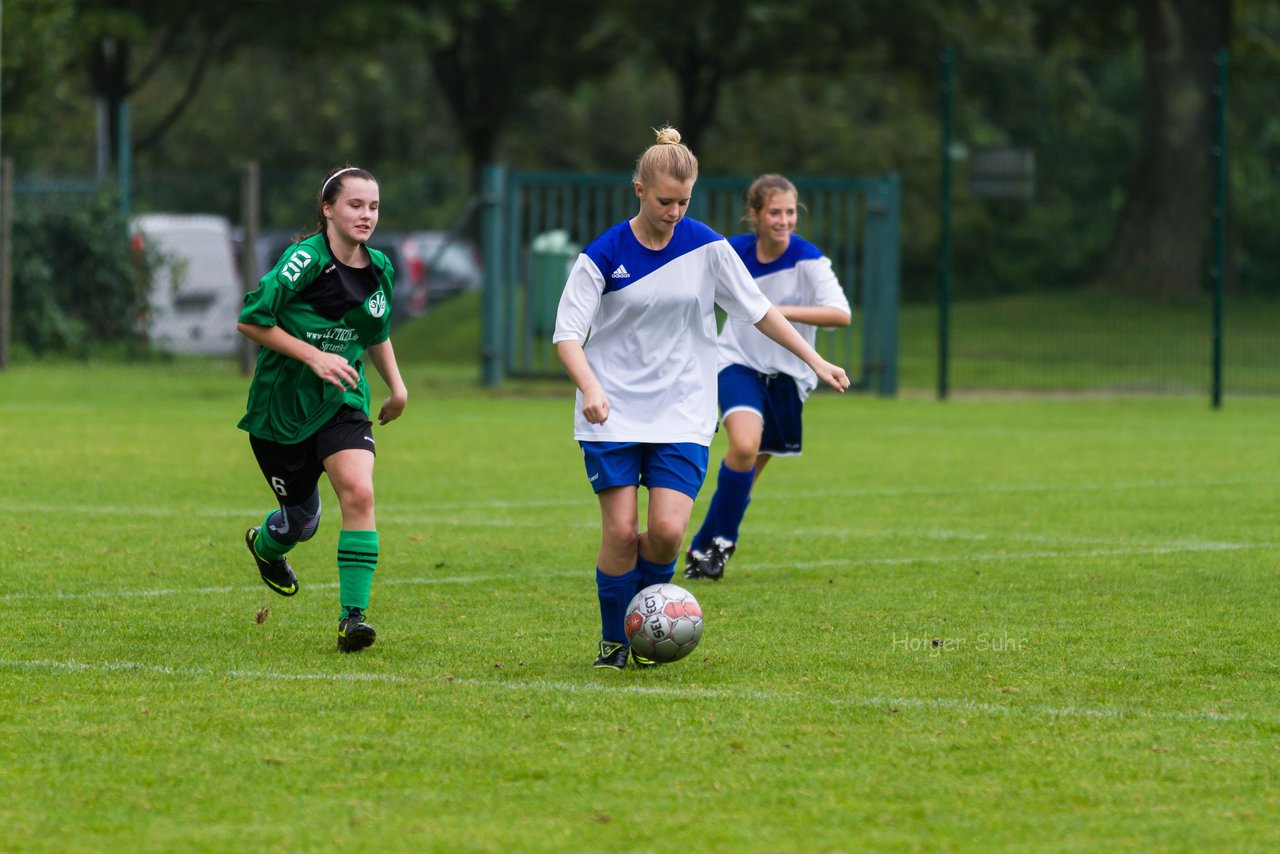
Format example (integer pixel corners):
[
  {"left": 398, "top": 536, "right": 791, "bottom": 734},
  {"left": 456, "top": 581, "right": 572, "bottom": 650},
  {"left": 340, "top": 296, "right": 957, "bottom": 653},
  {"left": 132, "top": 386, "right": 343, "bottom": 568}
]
[
  {"left": 593, "top": 640, "right": 629, "bottom": 670},
  {"left": 246, "top": 527, "right": 298, "bottom": 596},
  {"left": 685, "top": 537, "right": 736, "bottom": 581},
  {"left": 631, "top": 649, "right": 661, "bottom": 669},
  {"left": 699, "top": 537, "right": 736, "bottom": 581},
  {"left": 337, "top": 608, "right": 377, "bottom": 653},
  {"left": 683, "top": 547, "right": 709, "bottom": 579}
]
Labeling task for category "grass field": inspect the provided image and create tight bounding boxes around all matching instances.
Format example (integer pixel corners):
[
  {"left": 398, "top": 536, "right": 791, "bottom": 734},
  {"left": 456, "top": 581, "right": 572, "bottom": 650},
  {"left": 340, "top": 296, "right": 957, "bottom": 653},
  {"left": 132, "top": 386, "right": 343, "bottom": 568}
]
[
  {"left": 425, "top": 289, "right": 1280, "bottom": 396},
  {"left": 2, "top": 358, "right": 1279, "bottom": 852},
  {"left": 898, "top": 292, "right": 1280, "bottom": 395}
]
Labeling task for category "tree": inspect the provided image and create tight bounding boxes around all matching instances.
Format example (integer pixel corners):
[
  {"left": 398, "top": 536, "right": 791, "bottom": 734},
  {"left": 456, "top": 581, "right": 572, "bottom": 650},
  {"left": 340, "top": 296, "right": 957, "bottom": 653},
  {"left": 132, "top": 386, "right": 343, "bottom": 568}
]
[
  {"left": 74, "top": 0, "right": 397, "bottom": 174},
  {"left": 409, "top": 0, "right": 886, "bottom": 184},
  {"left": 76, "top": 0, "right": 245, "bottom": 171},
  {"left": 612, "top": 0, "right": 882, "bottom": 154},
  {"left": 0, "top": 0, "right": 83, "bottom": 169},
  {"left": 1100, "top": 0, "right": 1232, "bottom": 298},
  {"left": 407, "top": 0, "right": 619, "bottom": 191},
  {"left": 957, "top": 0, "right": 1233, "bottom": 298},
  {"left": 607, "top": 0, "right": 762, "bottom": 153}
]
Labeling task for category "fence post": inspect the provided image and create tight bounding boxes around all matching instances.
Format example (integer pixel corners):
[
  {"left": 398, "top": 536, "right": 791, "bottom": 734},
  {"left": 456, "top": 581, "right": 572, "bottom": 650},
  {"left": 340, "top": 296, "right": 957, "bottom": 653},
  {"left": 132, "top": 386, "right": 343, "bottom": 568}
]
[
  {"left": 857, "top": 176, "right": 901, "bottom": 398},
  {"left": 0, "top": 10, "right": 6, "bottom": 371},
  {"left": 937, "top": 46, "right": 955, "bottom": 401},
  {"left": 879, "top": 174, "right": 901, "bottom": 397},
  {"left": 240, "top": 161, "right": 260, "bottom": 376},
  {"left": 0, "top": 158, "right": 11, "bottom": 370},
  {"left": 117, "top": 101, "right": 132, "bottom": 222},
  {"left": 859, "top": 188, "right": 880, "bottom": 393},
  {"left": 1210, "top": 48, "right": 1228, "bottom": 410},
  {"left": 480, "top": 164, "right": 506, "bottom": 387}
]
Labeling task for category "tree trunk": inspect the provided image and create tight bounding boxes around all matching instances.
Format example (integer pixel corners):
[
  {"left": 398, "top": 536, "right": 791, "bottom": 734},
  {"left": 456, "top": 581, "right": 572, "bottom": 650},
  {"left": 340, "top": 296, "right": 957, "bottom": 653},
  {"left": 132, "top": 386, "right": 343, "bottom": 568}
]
[
  {"left": 673, "top": 45, "right": 724, "bottom": 155},
  {"left": 1100, "top": 0, "right": 1229, "bottom": 299}
]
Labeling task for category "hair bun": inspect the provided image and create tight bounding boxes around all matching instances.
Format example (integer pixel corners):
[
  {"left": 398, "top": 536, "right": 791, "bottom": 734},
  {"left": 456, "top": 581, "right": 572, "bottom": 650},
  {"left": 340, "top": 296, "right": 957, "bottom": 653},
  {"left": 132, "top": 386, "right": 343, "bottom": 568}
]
[{"left": 654, "top": 126, "right": 682, "bottom": 146}]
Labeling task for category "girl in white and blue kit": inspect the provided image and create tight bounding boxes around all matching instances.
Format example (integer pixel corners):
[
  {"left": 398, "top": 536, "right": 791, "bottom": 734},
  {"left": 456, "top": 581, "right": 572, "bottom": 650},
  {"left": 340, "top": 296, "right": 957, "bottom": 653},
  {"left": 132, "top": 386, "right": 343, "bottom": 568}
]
[
  {"left": 684, "top": 174, "right": 853, "bottom": 582},
  {"left": 553, "top": 128, "right": 850, "bottom": 670}
]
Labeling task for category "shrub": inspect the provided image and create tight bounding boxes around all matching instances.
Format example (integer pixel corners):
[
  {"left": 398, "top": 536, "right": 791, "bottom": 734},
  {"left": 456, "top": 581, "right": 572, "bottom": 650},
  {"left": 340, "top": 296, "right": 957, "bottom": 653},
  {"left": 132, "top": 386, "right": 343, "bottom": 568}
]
[{"left": 11, "top": 195, "right": 155, "bottom": 357}]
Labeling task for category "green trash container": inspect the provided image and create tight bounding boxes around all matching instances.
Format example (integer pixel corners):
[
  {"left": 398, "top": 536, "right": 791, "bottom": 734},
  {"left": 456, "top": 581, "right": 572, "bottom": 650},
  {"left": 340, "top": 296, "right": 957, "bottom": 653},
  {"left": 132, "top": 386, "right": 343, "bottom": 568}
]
[{"left": 530, "top": 230, "right": 579, "bottom": 336}]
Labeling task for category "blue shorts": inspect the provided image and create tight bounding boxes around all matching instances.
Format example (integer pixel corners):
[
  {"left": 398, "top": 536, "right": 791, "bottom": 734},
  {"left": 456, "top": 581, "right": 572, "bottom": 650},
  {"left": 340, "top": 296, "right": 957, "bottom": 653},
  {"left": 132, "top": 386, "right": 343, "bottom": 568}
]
[
  {"left": 579, "top": 441, "right": 710, "bottom": 500},
  {"left": 718, "top": 363, "right": 804, "bottom": 456}
]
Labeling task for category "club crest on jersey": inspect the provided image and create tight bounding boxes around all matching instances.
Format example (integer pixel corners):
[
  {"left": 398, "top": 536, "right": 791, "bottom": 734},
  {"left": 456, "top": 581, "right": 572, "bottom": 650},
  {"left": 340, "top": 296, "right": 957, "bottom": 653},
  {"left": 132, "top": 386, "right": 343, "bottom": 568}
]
[{"left": 367, "top": 291, "right": 387, "bottom": 318}]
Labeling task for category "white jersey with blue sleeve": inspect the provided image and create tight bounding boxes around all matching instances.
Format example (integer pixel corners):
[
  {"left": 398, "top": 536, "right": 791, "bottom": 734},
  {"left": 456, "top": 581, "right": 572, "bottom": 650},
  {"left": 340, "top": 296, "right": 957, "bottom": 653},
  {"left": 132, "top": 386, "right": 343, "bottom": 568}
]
[
  {"left": 553, "top": 217, "right": 772, "bottom": 445},
  {"left": 717, "top": 234, "right": 851, "bottom": 400}
]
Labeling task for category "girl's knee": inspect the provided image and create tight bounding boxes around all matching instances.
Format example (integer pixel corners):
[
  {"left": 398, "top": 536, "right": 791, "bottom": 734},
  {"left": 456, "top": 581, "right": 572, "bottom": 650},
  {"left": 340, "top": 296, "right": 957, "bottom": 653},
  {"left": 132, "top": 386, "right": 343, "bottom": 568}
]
[
  {"left": 337, "top": 482, "right": 375, "bottom": 517},
  {"left": 647, "top": 518, "right": 687, "bottom": 554},
  {"left": 601, "top": 520, "right": 639, "bottom": 551},
  {"left": 725, "top": 447, "right": 757, "bottom": 471},
  {"left": 725, "top": 435, "right": 761, "bottom": 470}
]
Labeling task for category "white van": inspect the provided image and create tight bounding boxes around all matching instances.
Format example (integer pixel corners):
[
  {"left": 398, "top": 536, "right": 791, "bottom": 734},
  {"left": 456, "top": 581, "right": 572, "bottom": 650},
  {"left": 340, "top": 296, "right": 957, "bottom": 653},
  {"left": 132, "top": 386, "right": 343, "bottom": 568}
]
[{"left": 131, "top": 213, "right": 244, "bottom": 356}]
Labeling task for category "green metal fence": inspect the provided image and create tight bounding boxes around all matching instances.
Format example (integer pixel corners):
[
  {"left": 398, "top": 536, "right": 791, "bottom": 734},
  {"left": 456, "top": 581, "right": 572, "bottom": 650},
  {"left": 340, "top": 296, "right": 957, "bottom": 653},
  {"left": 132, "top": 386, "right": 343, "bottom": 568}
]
[
  {"left": 933, "top": 47, "right": 1280, "bottom": 399},
  {"left": 482, "top": 167, "right": 901, "bottom": 395}
]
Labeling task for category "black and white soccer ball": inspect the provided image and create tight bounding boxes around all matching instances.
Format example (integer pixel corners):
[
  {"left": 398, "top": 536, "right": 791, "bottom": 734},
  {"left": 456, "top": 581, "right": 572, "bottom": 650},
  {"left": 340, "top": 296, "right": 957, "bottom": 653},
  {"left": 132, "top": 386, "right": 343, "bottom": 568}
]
[{"left": 624, "top": 583, "right": 704, "bottom": 663}]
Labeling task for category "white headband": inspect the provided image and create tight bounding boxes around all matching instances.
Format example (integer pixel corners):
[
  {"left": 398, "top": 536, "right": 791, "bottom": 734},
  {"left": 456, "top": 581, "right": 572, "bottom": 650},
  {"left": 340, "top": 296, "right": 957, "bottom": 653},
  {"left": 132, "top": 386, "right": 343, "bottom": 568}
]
[{"left": 321, "top": 167, "right": 361, "bottom": 196}]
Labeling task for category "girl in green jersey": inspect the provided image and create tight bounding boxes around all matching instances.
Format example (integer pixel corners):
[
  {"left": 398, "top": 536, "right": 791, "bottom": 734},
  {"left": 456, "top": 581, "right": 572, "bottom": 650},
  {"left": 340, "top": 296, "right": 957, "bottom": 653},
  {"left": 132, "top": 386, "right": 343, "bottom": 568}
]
[{"left": 237, "top": 164, "right": 408, "bottom": 652}]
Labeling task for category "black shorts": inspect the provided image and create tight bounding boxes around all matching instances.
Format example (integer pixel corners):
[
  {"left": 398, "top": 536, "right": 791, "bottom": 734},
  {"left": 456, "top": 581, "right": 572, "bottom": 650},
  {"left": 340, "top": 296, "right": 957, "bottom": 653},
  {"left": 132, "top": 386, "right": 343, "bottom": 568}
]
[{"left": 249, "top": 405, "right": 375, "bottom": 505}]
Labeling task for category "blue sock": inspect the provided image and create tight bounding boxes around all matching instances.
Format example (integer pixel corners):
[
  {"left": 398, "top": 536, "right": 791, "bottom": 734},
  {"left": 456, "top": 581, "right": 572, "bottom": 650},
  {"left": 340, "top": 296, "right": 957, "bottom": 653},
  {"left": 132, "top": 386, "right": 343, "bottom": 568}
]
[
  {"left": 596, "top": 568, "right": 642, "bottom": 645},
  {"left": 690, "top": 461, "right": 754, "bottom": 551},
  {"left": 635, "top": 554, "right": 676, "bottom": 588}
]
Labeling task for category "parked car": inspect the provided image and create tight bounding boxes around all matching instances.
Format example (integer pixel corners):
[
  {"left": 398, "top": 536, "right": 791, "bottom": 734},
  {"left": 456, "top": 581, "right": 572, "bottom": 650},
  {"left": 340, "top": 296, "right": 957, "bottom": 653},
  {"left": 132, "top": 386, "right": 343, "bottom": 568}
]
[
  {"left": 131, "top": 213, "right": 244, "bottom": 357},
  {"left": 396, "top": 231, "right": 483, "bottom": 318}
]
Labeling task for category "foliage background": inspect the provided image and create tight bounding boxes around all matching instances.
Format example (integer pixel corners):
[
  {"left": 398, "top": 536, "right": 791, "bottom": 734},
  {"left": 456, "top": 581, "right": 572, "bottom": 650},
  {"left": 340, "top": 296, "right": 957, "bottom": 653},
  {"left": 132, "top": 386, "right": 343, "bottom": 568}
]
[
  {"left": 9, "top": 196, "right": 153, "bottom": 357},
  {"left": 5, "top": 1, "right": 1278, "bottom": 290},
  {"left": 2, "top": 0, "right": 1279, "bottom": 386}
]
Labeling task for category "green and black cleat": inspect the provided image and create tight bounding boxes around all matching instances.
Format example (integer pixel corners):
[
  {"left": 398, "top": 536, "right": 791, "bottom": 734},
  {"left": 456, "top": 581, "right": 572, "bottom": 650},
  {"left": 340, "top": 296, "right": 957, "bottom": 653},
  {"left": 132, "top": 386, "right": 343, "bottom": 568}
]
[
  {"left": 245, "top": 527, "right": 298, "bottom": 596},
  {"left": 630, "top": 649, "right": 661, "bottom": 670},
  {"left": 337, "top": 608, "right": 377, "bottom": 653},
  {"left": 593, "top": 640, "right": 628, "bottom": 670}
]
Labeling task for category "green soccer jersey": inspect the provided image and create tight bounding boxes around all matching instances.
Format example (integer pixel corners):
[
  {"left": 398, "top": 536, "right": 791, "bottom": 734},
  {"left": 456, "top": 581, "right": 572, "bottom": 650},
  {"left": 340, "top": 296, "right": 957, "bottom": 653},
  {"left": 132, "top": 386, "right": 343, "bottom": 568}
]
[{"left": 237, "top": 232, "right": 395, "bottom": 443}]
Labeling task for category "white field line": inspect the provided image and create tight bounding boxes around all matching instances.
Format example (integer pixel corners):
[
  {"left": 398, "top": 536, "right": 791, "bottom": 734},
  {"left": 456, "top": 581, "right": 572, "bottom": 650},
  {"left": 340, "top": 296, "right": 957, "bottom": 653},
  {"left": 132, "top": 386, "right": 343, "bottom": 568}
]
[
  {"left": 0, "top": 504, "right": 587, "bottom": 524},
  {"left": 757, "top": 528, "right": 1249, "bottom": 545},
  {"left": 0, "top": 499, "right": 594, "bottom": 518},
  {"left": 0, "top": 573, "right": 515, "bottom": 603},
  {"left": 2, "top": 540, "right": 1270, "bottom": 604},
  {"left": 779, "top": 475, "right": 1280, "bottom": 500},
  {"left": 747, "top": 540, "right": 1272, "bottom": 571},
  {"left": 2, "top": 474, "right": 1277, "bottom": 520},
  {"left": 0, "top": 656, "right": 1254, "bottom": 725}
]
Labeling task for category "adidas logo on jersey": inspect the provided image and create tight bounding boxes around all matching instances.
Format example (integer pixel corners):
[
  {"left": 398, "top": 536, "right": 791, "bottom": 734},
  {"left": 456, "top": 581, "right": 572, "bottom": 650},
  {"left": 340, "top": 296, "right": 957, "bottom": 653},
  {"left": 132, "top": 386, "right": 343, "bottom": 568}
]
[{"left": 611, "top": 265, "right": 630, "bottom": 279}]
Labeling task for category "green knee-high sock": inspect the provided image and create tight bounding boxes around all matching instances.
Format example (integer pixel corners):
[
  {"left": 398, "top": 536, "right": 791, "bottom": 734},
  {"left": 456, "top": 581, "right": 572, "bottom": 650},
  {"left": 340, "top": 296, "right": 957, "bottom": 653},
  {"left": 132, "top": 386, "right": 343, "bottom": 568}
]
[
  {"left": 337, "top": 530, "right": 379, "bottom": 617},
  {"left": 254, "top": 517, "right": 291, "bottom": 561}
]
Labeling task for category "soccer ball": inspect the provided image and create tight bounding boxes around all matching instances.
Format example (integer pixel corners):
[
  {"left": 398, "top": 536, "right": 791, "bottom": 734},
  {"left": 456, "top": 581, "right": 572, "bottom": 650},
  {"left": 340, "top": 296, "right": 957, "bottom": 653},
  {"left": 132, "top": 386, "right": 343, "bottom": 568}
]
[{"left": 624, "top": 583, "right": 704, "bottom": 663}]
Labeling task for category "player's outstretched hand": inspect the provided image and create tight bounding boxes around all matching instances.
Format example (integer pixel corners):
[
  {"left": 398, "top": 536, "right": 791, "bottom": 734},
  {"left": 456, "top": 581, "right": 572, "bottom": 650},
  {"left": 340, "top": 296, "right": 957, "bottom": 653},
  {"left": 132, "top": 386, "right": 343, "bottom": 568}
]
[
  {"left": 378, "top": 392, "right": 407, "bottom": 425},
  {"left": 816, "top": 360, "right": 851, "bottom": 393}
]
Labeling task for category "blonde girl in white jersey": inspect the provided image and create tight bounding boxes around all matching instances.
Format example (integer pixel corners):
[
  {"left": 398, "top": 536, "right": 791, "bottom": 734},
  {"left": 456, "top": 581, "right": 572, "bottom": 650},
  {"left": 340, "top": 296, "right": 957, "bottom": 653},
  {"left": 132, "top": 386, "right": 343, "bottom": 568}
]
[{"left": 553, "top": 132, "right": 850, "bottom": 670}]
